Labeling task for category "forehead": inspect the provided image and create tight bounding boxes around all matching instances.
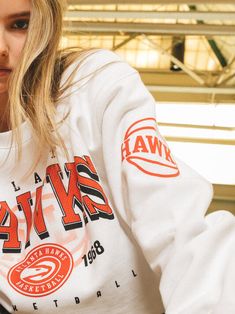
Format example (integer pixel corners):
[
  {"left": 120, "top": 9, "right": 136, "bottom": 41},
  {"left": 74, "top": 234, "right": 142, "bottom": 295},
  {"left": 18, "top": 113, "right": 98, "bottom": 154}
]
[{"left": 0, "top": 0, "right": 31, "bottom": 19}]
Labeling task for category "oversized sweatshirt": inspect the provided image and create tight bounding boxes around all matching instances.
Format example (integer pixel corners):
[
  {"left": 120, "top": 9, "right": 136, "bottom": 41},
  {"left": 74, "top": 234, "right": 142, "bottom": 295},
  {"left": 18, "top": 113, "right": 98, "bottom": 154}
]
[{"left": 0, "top": 49, "right": 235, "bottom": 314}]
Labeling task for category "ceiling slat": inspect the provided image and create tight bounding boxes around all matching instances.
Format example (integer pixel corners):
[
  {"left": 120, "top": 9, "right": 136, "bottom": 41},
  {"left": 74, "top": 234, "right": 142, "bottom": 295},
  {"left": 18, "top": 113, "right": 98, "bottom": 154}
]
[
  {"left": 68, "top": 0, "right": 235, "bottom": 4},
  {"left": 64, "top": 21, "right": 235, "bottom": 36},
  {"left": 65, "top": 10, "right": 235, "bottom": 21}
]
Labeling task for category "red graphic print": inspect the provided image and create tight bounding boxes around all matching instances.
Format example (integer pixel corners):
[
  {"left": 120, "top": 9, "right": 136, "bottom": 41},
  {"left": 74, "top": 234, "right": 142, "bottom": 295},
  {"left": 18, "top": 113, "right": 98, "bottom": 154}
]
[
  {"left": 7, "top": 243, "right": 73, "bottom": 297},
  {"left": 121, "top": 118, "right": 180, "bottom": 177},
  {"left": 0, "top": 202, "right": 21, "bottom": 253}
]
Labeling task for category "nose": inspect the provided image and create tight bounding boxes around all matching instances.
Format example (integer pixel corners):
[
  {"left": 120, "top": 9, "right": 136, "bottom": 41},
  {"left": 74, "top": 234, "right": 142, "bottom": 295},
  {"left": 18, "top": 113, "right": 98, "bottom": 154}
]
[{"left": 0, "top": 28, "right": 9, "bottom": 58}]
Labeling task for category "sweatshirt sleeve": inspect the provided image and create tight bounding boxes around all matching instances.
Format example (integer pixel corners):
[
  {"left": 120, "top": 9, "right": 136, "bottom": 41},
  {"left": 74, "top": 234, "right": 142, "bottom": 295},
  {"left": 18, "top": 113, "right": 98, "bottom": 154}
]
[{"left": 93, "top": 50, "right": 235, "bottom": 313}]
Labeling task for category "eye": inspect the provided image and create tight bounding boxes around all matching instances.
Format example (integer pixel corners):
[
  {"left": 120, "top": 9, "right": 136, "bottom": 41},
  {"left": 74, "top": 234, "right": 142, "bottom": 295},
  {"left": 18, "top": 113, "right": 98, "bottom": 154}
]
[{"left": 11, "top": 19, "right": 29, "bottom": 30}]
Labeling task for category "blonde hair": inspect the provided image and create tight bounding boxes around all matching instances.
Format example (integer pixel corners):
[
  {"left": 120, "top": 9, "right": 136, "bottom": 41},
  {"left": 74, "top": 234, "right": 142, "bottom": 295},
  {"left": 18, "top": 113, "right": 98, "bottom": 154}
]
[{"left": 8, "top": 0, "right": 97, "bottom": 159}]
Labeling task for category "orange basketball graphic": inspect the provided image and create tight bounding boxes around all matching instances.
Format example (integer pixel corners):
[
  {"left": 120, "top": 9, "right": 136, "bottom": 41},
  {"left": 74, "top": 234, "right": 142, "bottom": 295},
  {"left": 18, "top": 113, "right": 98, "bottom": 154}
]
[{"left": 122, "top": 118, "right": 180, "bottom": 177}]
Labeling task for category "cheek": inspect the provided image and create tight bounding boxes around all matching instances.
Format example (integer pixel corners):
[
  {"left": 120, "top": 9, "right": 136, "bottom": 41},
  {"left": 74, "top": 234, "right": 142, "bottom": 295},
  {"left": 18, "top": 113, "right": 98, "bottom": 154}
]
[{"left": 10, "top": 34, "right": 28, "bottom": 60}]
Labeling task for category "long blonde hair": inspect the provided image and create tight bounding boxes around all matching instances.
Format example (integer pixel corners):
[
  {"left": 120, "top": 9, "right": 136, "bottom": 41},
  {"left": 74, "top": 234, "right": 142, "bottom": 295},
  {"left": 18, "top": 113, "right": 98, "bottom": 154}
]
[{"left": 8, "top": 0, "right": 97, "bottom": 159}]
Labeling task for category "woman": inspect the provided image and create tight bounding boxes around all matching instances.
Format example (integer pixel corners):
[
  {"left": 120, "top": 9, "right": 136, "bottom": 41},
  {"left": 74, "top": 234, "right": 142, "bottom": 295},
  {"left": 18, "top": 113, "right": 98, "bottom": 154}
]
[{"left": 0, "top": 0, "right": 235, "bottom": 313}]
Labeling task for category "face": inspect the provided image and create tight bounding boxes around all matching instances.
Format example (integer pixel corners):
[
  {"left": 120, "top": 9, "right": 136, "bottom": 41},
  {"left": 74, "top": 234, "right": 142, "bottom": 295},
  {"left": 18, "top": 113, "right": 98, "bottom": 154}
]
[{"left": 0, "top": 0, "right": 31, "bottom": 95}]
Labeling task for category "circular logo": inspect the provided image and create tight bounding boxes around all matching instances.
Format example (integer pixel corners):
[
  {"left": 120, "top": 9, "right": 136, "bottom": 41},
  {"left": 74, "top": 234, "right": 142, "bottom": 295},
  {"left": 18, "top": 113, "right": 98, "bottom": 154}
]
[{"left": 8, "top": 243, "right": 73, "bottom": 297}]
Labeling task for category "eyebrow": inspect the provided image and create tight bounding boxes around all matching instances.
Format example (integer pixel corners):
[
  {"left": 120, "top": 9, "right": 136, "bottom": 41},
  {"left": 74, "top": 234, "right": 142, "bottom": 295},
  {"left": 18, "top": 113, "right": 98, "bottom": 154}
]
[{"left": 7, "top": 11, "right": 31, "bottom": 19}]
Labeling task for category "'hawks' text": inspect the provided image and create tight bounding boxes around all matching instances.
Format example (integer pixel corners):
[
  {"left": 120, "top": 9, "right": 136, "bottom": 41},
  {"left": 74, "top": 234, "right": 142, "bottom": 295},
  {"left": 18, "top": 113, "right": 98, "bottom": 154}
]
[{"left": 0, "top": 155, "right": 114, "bottom": 254}]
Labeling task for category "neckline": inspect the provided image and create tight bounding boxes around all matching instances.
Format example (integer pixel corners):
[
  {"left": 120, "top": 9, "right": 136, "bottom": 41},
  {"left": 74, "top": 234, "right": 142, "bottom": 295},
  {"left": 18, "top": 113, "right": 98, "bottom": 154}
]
[{"left": 0, "top": 120, "right": 32, "bottom": 149}]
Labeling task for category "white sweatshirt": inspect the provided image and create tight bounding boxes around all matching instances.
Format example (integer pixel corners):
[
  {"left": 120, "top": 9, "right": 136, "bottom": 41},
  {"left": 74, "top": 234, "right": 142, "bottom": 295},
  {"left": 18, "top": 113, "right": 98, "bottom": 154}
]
[{"left": 0, "top": 49, "right": 235, "bottom": 314}]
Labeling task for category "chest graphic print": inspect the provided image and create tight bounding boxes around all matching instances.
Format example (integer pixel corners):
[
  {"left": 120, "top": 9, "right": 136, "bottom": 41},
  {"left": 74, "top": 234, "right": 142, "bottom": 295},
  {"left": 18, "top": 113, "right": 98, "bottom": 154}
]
[{"left": 0, "top": 155, "right": 114, "bottom": 297}]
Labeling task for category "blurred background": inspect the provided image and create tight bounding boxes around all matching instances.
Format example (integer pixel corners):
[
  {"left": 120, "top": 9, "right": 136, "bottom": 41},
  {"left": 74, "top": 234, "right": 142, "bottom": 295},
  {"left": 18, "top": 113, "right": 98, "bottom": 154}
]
[{"left": 63, "top": 0, "right": 235, "bottom": 214}]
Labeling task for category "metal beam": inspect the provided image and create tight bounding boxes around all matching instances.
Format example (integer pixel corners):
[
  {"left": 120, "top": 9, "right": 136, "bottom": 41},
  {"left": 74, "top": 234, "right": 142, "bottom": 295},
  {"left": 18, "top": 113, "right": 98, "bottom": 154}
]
[
  {"left": 217, "top": 72, "right": 235, "bottom": 86},
  {"left": 151, "top": 92, "right": 235, "bottom": 103},
  {"left": 165, "top": 136, "right": 235, "bottom": 145},
  {"left": 151, "top": 93, "right": 235, "bottom": 103},
  {"left": 147, "top": 85, "right": 235, "bottom": 95},
  {"left": 113, "top": 34, "right": 139, "bottom": 50},
  {"left": 135, "top": 71, "right": 235, "bottom": 102},
  {"left": 216, "top": 56, "right": 235, "bottom": 85},
  {"left": 213, "top": 184, "right": 235, "bottom": 202},
  {"left": 143, "top": 35, "right": 205, "bottom": 85},
  {"left": 65, "top": 10, "right": 235, "bottom": 21},
  {"left": 63, "top": 22, "right": 235, "bottom": 36},
  {"left": 188, "top": 5, "right": 228, "bottom": 68},
  {"left": 138, "top": 71, "right": 235, "bottom": 102},
  {"left": 209, "top": 184, "right": 235, "bottom": 214},
  {"left": 158, "top": 123, "right": 235, "bottom": 131},
  {"left": 210, "top": 199, "right": 235, "bottom": 214},
  {"left": 207, "top": 39, "right": 227, "bottom": 68},
  {"left": 68, "top": 0, "right": 235, "bottom": 4}
]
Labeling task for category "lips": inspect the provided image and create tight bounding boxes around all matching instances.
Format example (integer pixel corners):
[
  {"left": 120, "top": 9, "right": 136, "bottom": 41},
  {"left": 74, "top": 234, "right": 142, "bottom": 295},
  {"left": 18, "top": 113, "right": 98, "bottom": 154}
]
[{"left": 0, "top": 69, "right": 11, "bottom": 77}]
